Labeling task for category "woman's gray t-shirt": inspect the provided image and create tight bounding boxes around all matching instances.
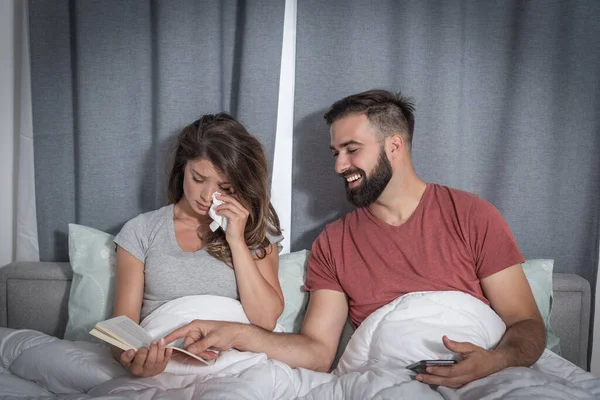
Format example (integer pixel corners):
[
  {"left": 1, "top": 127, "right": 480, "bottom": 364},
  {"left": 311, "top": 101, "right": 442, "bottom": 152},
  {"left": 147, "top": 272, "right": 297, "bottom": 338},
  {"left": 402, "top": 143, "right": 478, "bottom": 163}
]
[{"left": 114, "top": 204, "right": 283, "bottom": 321}]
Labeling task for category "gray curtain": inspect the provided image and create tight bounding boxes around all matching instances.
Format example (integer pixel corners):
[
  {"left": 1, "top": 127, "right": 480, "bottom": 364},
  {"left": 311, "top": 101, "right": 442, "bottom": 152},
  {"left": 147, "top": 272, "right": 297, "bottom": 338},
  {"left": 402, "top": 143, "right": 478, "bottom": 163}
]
[
  {"left": 29, "top": 0, "right": 284, "bottom": 261},
  {"left": 292, "top": 0, "right": 600, "bottom": 293}
]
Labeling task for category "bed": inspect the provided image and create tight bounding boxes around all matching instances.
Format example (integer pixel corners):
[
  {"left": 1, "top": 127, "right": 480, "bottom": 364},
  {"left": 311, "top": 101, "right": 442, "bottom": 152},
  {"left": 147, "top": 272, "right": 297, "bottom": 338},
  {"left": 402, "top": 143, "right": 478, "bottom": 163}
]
[{"left": 0, "top": 261, "right": 598, "bottom": 399}]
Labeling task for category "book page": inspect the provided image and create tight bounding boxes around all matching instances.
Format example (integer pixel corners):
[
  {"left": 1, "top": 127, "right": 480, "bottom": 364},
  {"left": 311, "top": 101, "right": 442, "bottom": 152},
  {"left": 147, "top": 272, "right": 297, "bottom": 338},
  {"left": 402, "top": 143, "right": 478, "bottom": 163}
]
[
  {"left": 89, "top": 328, "right": 133, "bottom": 351},
  {"left": 95, "top": 315, "right": 152, "bottom": 349},
  {"left": 167, "top": 346, "right": 216, "bottom": 366}
]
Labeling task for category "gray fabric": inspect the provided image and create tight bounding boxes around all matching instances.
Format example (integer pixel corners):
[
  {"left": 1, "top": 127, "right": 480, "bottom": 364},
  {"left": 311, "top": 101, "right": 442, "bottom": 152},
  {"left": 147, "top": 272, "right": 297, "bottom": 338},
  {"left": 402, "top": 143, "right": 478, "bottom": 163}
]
[
  {"left": 114, "top": 204, "right": 284, "bottom": 320},
  {"left": 0, "top": 262, "right": 72, "bottom": 338},
  {"left": 0, "top": 263, "right": 591, "bottom": 370},
  {"left": 29, "top": 0, "right": 284, "bottom": 261},
  {"left": 550, "top": 273, "right": 591, "bottom": 371},
  {"left": 292, "top": 1, "right": 600, "bottom": 292}
]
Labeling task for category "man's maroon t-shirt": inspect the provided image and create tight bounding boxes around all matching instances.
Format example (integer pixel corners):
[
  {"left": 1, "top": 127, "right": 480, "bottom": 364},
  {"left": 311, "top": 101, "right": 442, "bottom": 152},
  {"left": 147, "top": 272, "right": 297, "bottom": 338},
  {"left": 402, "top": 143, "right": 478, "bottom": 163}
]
[{"left": 304, "top": 183, "right": 525, "bottom": 328}]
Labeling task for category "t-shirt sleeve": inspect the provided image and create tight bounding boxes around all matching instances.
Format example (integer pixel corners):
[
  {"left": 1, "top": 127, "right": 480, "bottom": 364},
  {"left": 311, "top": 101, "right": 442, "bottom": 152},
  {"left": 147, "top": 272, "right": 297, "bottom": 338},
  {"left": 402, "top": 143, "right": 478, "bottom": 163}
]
[
  {"left": 251, "top": 225, "right": 284, "bottom": 255},
  {"left": 304, "top": 228, "right": 344, "bottom": 293},
  {"left": 266, "top": 229, "right": 284, "bottom": 254},
  {"left": 468, "top": 197, "right": 525, "bottom": 279},
  {"left": 114, "top": 215, "right": 148, "bottom": 263}
]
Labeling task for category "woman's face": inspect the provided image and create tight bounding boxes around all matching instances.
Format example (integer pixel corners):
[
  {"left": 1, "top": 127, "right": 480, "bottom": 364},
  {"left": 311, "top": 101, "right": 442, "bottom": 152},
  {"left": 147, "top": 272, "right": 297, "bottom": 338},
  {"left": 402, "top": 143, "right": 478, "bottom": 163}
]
[{"left": 182, "top": 158, "right": 232, "bottom": 217}]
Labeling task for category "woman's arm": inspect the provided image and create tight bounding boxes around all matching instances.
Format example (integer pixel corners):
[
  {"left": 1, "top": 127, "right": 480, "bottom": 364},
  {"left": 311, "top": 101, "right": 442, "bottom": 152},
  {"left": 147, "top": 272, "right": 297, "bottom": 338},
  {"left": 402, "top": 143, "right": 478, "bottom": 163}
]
[
  {"left": 113, "top": 246, "right": 145, "bottom": 323},
  {"left": 214, "top": 193, "right": 284, "bottom": 330},
  {"left": 111, "top": 245, "right": 145, "bottom": 360},
  {"left": 229, "top": 242, "right": 284, "bottom": 330},
  {"left": 111, "top": 245, "right": 173, "bottom": 376}
]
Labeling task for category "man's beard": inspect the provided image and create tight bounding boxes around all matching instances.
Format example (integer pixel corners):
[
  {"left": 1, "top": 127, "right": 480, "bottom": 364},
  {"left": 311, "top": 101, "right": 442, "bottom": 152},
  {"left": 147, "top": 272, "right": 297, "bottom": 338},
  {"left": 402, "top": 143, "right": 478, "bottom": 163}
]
[{"left": 343, "top": 148, "right": 392, "bottom": 207}]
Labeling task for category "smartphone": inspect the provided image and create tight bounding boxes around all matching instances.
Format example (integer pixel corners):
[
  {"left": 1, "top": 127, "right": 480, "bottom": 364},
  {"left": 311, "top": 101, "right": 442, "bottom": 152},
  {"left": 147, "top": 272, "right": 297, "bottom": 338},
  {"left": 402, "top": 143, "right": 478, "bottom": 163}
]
[{"left": 406, "top": 360, "right": 457, "bottom": 374}]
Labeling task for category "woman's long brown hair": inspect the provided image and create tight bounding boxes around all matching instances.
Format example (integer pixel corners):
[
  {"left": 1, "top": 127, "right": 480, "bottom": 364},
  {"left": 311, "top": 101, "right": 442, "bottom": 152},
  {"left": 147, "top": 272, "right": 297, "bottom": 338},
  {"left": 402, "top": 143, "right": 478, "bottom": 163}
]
[{"left": 167, "top": 113, "right": 281, "bottom": 266}]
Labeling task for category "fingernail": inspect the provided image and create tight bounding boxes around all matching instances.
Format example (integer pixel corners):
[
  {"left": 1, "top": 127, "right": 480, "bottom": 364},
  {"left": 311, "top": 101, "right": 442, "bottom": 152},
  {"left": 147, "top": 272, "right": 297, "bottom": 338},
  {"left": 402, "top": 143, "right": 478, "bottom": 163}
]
[
  {"left": 426, "top": 367, "right": 432, "bottom": 373},
  {"left": 188, "top": 345, "right": 196, "bottom": 353},
  {"left": 416, "top": 375, "right": 423, "bottom": 382},
  {"left": 126, "top": 350, "right": 135, "bottom": 357},
  {"left": 151, "top": 340, "right": 157, "bottom": 345},
  {"left": 159, "top": 338, "right": 165, "bottom": 345}
]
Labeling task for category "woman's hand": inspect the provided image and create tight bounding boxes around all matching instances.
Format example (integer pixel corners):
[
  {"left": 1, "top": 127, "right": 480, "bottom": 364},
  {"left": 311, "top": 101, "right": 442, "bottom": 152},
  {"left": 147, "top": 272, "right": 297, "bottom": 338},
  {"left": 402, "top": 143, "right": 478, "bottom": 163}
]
[
  {"left": 115, "top": 339, "right": 173, "bottom": 377},
  {"left": 214, "top": 193, "right": 250, "bottom": 245}
]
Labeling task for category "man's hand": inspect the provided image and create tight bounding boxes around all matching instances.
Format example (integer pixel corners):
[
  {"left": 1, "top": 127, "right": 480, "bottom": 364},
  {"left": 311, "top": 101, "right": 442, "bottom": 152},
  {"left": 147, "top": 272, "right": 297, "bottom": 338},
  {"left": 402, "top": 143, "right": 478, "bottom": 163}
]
[
  {"left": 118, "top": 339, "right": 173, "bottom": 377},
  {"left": 416, "top": 336, "right": 506, "bottom": 388},
  {"left": 164, "top": 320, "right": 245, "bottom": 360}
]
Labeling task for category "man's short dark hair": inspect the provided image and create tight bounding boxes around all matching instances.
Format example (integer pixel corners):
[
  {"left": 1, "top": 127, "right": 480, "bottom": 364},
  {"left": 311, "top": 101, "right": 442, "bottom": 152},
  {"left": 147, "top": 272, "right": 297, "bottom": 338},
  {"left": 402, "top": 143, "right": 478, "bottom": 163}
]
[{"left": 324, "top": 89, "right": 416, "bottom": 147}]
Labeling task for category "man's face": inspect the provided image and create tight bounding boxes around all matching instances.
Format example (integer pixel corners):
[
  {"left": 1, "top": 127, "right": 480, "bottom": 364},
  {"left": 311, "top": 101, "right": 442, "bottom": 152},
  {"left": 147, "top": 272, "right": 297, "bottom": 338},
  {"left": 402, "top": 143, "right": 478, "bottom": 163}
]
[{"left": 330, "top": 114, "right": 393, "bottom": 207}]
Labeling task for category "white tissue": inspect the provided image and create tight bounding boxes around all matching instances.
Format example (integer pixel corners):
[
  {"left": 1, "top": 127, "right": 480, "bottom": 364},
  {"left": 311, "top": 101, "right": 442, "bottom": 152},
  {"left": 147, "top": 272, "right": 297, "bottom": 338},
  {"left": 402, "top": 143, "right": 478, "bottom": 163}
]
[{"left": 209, "top": 192, "right": 228, "bottom": 232}]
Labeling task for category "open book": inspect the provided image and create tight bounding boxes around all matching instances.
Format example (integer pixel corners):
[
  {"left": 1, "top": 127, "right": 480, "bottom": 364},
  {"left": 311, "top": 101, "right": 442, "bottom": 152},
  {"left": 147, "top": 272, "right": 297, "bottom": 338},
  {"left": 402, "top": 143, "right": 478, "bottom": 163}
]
[{"left": 89, "top": 315, "right": 216, "bottom": 366}]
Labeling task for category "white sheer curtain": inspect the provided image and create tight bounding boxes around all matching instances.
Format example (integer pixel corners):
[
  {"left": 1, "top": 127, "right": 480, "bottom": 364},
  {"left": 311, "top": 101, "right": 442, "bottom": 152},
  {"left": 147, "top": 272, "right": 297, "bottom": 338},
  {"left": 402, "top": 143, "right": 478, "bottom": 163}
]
[
  {"left": 0, "top": 0, "right": 39, "bottom": 266},
  {"left": 271, "top": 0, "right": 297, "bottom": 255}
]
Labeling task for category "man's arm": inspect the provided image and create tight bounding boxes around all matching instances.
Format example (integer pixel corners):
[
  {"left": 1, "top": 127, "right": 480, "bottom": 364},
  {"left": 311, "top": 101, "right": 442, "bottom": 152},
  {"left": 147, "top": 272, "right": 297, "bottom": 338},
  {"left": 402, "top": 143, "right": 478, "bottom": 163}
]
[
  {"left": 420, "top": 264, "right": 545, "bottom": 387},
  {"left": 481, "top": 263, "right": 546, "bottom": 366},
  {"left": 164, "top": 289, "right": 349, "bottom": 372}
]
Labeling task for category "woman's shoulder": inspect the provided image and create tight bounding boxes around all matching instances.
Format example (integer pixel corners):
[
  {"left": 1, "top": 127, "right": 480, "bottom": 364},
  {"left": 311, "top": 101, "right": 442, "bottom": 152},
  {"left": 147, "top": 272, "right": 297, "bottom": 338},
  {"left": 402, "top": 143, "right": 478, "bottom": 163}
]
[
  {"left": 138, "top": 204, "right": 172, "bottom": 222},
  {"left": 120, "top": 204, "right": 172, "bottom": 235}
]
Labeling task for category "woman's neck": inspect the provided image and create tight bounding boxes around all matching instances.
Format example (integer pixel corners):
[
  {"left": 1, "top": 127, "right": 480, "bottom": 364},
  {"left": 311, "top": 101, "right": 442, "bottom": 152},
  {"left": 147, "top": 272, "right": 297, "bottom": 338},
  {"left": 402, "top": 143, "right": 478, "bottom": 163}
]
[{"left": 174, "top": 200, "right": 211, "bottom": 226}]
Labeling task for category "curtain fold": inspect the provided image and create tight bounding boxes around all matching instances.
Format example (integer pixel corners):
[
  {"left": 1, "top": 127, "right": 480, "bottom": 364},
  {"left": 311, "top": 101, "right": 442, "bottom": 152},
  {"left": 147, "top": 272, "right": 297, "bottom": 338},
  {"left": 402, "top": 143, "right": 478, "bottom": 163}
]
[{"left": 29, "top": 0, "right": 284, "bottom": 261}]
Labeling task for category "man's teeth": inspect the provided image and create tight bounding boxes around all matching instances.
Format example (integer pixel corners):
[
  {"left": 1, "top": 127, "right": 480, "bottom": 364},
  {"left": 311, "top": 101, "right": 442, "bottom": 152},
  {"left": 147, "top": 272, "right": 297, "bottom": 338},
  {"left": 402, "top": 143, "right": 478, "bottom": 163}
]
[{"left": 346, "top": 174, "right": 361, "bottom": 182}]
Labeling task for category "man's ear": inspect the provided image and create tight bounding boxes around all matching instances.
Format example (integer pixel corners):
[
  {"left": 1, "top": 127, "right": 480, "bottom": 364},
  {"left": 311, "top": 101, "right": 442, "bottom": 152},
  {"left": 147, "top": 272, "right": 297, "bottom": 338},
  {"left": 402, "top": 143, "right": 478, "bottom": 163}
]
[{"left": 387, "top": 134, "right": 405, "bottom": 158}]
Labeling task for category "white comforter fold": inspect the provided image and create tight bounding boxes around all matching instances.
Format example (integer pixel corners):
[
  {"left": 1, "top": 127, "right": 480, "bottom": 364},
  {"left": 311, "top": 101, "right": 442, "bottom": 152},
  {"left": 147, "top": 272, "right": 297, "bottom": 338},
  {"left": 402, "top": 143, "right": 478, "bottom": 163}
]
[
  {"left": 0, "top": 327, "right": 126, "bottom": 395},
  {"left": 304, "top": 291, "right": 600, "bottom": 399},
  {"left": 2, "top": 292, "right": 600, "bottom": 399}
]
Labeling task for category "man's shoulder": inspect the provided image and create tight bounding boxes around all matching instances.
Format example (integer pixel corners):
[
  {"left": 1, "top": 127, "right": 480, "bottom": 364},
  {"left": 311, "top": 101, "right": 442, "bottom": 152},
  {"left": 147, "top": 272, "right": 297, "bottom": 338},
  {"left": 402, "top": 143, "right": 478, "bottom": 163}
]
[
  {"left": 430, "top": 183, "right": 486, "bottom": 208},
  {"left": 430, "top": 184, "right": 501, "bottom": 224},
  {"left": 431, "top": 183, "right": 476, "bottom": 199},
  {"left": 319, "top": 208, "right": 363, "bottom": 239}
]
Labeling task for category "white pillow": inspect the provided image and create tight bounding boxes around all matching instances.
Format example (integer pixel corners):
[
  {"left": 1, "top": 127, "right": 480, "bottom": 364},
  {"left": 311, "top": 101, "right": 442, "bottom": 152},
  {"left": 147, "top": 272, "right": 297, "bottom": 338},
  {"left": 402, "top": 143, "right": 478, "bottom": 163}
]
[
  {"left": 521, "top": 259, "right": 561, "bottom": 354},
  {"left": 64, "top": 224, "right": 116, "bottom": 342},
  {"left": 276, "top": 250, "right": 311, "bottom": 333}
]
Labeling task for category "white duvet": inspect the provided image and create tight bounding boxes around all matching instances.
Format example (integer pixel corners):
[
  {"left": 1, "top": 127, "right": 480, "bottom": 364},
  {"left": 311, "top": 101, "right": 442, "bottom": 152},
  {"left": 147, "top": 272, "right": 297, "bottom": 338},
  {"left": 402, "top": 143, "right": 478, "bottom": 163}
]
[{"left": 1, "top": 292, "right": 599, "bottom": 399}]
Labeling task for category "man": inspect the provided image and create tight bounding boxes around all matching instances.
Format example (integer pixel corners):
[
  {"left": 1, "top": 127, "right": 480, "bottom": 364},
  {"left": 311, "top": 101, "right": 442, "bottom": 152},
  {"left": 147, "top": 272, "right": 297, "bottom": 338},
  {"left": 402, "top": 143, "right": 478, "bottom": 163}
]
[{"left": 165, "top": 89, "right": 545, "bottom": 388}]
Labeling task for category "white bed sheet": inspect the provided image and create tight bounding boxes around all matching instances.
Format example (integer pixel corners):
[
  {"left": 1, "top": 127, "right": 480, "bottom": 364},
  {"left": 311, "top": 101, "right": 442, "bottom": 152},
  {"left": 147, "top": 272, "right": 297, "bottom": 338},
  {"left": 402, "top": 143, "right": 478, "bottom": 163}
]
[{"left": 1, "top": 293, "right": 599, "bottom": 399}]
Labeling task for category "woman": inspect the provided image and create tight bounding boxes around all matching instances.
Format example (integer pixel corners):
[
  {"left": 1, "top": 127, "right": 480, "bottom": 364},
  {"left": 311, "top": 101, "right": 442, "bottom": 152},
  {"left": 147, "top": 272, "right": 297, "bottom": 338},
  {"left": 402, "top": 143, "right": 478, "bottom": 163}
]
[{"left": 111, "top": 113, "right": 284, "bottom": 377}]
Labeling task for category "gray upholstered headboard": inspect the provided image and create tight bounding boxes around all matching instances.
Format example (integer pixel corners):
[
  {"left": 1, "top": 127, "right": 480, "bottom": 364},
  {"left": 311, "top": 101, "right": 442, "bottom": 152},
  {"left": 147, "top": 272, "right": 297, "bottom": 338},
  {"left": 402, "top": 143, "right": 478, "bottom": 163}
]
[
  {"left": 549, "top": 273, "right": 591, "bottom": 370},
  {"left": 0, "top": 261, "right": 592, "bottom": 371}
]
